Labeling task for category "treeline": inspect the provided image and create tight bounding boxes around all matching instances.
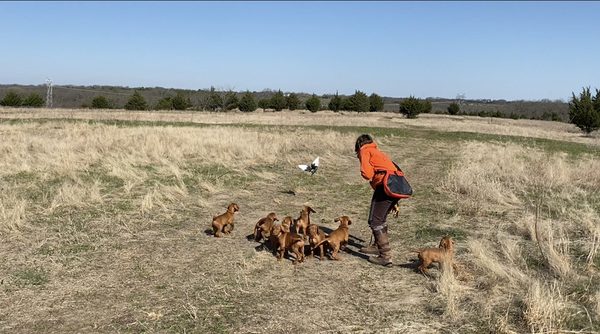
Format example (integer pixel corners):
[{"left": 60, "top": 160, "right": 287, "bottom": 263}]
[{"left": 0, "top": 84, "right": 569, "bottom": 122}]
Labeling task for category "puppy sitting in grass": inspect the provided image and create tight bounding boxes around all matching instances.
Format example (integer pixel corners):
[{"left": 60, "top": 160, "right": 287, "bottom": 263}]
[
  {"left": 312, "top": 216, "right": 352, "bottom": 260},
  {"left": 306, "top": 224, "right": 328, "bottom": 260},
  {"left": 211, "top": 203, "right": 239, "bottom": 237},
  {"left": 413, "top": 236, "right": 458, "bottom": 276}
]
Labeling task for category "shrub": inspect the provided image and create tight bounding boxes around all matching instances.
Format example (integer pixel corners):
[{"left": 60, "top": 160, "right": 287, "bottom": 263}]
[
  {"left": 328, "top": 92, "right": 343, "bottom": 112},
  {"left": 399, "top": 95, "right": 429, "bottom": 119},
  {"left": 238, "top": 91, "right": 257, "bottom": 112},
  {"left": 447, "top": 102, "right": 460, "bottom": 115},
  {"left": 22, "top": 93, "right": 45, "bottom": 107},
  {"left": 305, "top": 94, "right": 321, "bottom": 113},
  {"left": 369, "top": 93, "right": 384, "bottom": 112},
  {"left": 258, "top": 98, "right": 270, "bottom": 111},
  {"left": 206, "top": 88, "right": 222, "bottom": 111},
  {"left": 125, "top": 91, "right": 148, "bottom": 110},
  {"left": 223, "top": 91, "right": 238, "bottom": 111},
  {"left": 91, "top": 96, "right": 111, "bottom": 109},
  {"left": 569, "top": 87, "right": 600, "bottom": 134},
  {"left": 286, "top": 93, "right": 300, "bottom": 111},
  {"left": 0, "top": 91, "right": 22, "bottom": 107},
  {"left": 172, "top": 92, "right": 192, "bottom": 110},
  {"left": 348, "top": 90, "right": 370, "bottom": 112},
  {"left": 270, "top": 90, "right": 286, "bottom": 111},
  {"left": 155, "top": 97, "right": 173, "bottom": 110}
]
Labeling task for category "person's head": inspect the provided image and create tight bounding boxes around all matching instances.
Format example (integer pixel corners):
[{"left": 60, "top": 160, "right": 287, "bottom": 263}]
[{"left": 354, "top": 134, "right": 373, "bottom": 154}]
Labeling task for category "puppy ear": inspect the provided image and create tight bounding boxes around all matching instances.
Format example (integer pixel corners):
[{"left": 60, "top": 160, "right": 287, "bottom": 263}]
[
  {"left": 309, "top": 207, "right": 316, "bottom": 213},
  {"left": 334, "top": 217, "right": 340, "bottom": 222}
]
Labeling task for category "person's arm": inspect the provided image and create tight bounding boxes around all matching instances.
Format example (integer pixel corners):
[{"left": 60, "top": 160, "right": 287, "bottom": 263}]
[{"left": 359, "top": 149, "right": 374, "bottom": 181}]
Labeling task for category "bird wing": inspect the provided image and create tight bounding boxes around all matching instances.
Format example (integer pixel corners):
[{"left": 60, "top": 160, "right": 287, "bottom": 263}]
[
  {"left": 298, "top": 164, "right": 309, "bottom": 171},
  {"left": 312, "top": 157, "right": 320, "bottom": 167}
]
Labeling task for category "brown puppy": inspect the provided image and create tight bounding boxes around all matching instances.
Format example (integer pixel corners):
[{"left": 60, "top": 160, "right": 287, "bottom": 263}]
[
  {"left": 211, "top": 203, "right": 239, "bottom": 237},
  {"left": 293, "top": 205, "right": 316, "bottom": 238},
  {"left": 413, "top": 236, "right": 458, "bottom": 276},
  {"left": 253, "top": 212, "right": 279, "bottom": 242},
  {"left": 312, "top": 216, "right": 352, "bottom": 260},
  {"left": 274, "top": 226, "right": 305, "bottom": 264},
  {"left": 306, "top": 224, "right": 328, "bottom": 260},
  {"left": 281, "top": 216, "right": 293, "bottom": 233}
]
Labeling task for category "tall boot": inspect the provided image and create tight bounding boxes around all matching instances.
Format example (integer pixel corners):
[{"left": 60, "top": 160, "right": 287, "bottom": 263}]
[
  {"left": 368, "top": 226, "right": 392, "bottom": 267},
  {"left": 359, "top": 234, "right": 379, "bottom": 255}
]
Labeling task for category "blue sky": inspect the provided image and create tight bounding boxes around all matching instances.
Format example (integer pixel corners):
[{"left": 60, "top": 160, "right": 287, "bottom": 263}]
[{"left": 1, "top": 1, "right": 599, "bottom": 101}]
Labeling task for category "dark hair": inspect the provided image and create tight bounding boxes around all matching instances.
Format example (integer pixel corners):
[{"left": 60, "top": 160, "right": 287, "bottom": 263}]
[{"left": 355, "top": 134, "right": 373, "bottom": 153}]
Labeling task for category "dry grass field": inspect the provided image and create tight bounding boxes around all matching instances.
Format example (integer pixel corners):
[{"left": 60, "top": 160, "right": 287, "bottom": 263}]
[{"left": 0, "top": 108, "right": 599, "bottom": 333}]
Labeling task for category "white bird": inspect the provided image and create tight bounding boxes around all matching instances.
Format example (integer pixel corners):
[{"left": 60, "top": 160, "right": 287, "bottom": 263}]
[{"left": 298, "top": 157, "right": 319, "bottom": 175}]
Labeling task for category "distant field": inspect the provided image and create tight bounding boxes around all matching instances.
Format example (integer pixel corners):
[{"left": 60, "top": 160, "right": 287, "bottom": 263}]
[{"left": 0, "top": 108, "right": 598, "bottom": 333}]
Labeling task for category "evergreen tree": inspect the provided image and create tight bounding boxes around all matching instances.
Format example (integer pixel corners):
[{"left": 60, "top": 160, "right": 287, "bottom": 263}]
[
  {"left": 155, "top": 97, "right": 174, "bottom": 110},
  {"left": 206, "top": 87, "right": 223, "bottom": 111},
  {"left": 22, "top": 93, "right": 45, "bottom": 107},
  {"left": 399, "top": 95, "right": 429, "bottom": 119},
  {"left": 569, "top": 87, "right": 600, "bottom": 134},
  {"left": 286, "top": 93, "right": 300, "bottom": 111},
  {"left": 270, "top": 90, "right": 287, "bottom": 111},
  {"left": 258, "top": 98, "right": 270, "bottom": 111},
  {"left": 369, "top": 93, "right": 384, "bottom": 112},
  {"left": 172, "top": 92, "right": 192, "bottom": 110},
  {"left": 223, "top": 91, "right": 238, "bottom": 111},
  {"left": 238, "top": 91, "right": 257, "bottom": 112},
  {"left": 349, "top": 90, "right": 369, "bottom": 112},
  {"left": 328, "top": 92, "right": 342, "bottom": 112},
  {"left": 0, "top": 91, "right": 22, "bottom": 107},
  {"left": 125, "top": 91, "right": 148, "bottom": 110},
  {"left": 305, "top": 94, "right": 321, "bottom": 113},
  {"left": 447, "top": 102, "right": 460, "bottom": 115},
  {"left": 91, "top": 96, "right": 111, "bottom": 109}
]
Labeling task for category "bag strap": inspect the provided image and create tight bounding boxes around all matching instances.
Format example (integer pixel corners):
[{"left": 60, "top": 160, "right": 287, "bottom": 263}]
[{"left": 375, "top": 161, "right": 403, "bottom": 174}]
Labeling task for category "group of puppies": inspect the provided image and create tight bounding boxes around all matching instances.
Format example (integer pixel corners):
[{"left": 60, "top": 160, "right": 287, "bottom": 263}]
[
  {"left": 251, "top": 206, "right": 352, "bottom": 264},
  {"left": 211, "top": 202, "right": 457, "bottom": 275}
]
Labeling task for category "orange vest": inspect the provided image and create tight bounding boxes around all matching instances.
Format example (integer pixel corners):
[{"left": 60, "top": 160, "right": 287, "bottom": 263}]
[{"left": 358, "top": 142, "right": 397, "bottom": 189}]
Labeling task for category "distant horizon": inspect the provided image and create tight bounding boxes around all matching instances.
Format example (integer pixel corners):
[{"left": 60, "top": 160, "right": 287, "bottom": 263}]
[
  {"left": 0, "top": 82, "right": 573, "bottom": 103},
  {"left": 1, "top": 2, "right": 599, "bottom": 102}
]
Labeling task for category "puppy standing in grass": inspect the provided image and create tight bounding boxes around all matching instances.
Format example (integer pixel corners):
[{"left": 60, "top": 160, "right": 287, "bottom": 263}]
[
  {"left": 211, "top": 203, "right": 239, "bottom": 237},
  {"left": 312, "top": 216, "right": 352, "bottom": 260},
  {"left": 413, "top": 236, "right": 458, "bottom": 276},
  {"left": 273, "top": 224, "right": 305, "bottom": 264},
  {"left": 293, "top": 206, "right": 316, "bottom": 239},
  {"left": 307, "top": 224, "right": 328, "bottom": 260},
  {"left": 253, "top": 212, "right": 279, "bottom": 242},
  {"left": 355, "top": 134, "right": 400, "bottom": 267}
]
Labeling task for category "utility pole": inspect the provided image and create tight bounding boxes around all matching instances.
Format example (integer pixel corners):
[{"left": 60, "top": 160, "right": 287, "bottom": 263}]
[{"left": 45, "top": 78, "right": 53, "bottom": 108}]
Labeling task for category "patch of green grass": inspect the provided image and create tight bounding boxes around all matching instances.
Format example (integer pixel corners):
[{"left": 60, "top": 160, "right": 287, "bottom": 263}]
[
  {"left": 414, "top": 225, "right": 468, "bottom": 242},
  {"left": 3, "top": 170, "right": 38, "bottom": 183},
  {"left": 13, "top": 267, "right": 49, "bottom": 287}
]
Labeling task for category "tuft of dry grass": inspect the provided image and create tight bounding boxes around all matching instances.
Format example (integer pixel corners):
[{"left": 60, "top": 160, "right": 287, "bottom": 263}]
[{"left": 524, "top": 280, "right": 569, "bottom": 333}]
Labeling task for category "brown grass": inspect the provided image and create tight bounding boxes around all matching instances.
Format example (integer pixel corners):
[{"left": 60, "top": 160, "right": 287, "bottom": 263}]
[{"left": 0, "top": 111, "right": 598, "bottom": 333}]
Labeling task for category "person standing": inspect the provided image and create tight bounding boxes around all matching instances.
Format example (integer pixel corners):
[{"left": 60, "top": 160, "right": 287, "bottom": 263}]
[{"left": 355, "top": 134, "right": 399, "bottom": 267}]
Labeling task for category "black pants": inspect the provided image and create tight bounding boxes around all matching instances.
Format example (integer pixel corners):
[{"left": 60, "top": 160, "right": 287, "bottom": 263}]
[{"left": 368, "top": 185, "right": 399, "bottom": 231}]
